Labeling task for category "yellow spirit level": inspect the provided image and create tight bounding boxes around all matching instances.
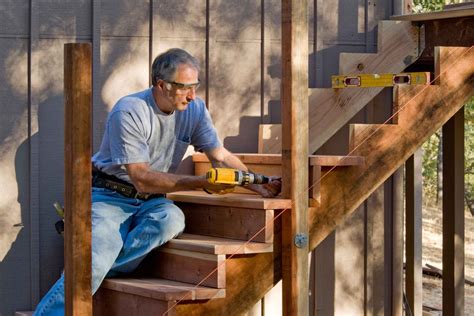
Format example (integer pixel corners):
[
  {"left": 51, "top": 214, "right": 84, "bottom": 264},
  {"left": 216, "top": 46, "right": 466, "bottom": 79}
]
[{"left": 331, "top": 72, "right": 430, "bottom": 88}]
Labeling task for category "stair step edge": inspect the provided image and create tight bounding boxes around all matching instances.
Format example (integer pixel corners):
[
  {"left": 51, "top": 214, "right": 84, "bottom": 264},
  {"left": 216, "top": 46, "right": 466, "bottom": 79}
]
[
  {"left": 101, "top": 278, "right": 225, "bottom": 301},
  {"left": 163, "top": 233, "right": 273, "bottom": 255},
  {"left": 168, "top": 191, "right": 291, "bottom": 210}
]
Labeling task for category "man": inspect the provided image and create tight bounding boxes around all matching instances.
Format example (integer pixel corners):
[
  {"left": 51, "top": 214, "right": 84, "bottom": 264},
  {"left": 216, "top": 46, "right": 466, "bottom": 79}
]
[{"left": 34, "top": 48, "right": 281, "bottom": 315}]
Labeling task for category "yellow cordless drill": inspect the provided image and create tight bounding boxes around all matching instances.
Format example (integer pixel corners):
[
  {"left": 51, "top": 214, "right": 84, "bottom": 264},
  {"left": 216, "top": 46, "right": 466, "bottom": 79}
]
[{"left": 206, "top": 168, "right": 270, "bottom": 186}]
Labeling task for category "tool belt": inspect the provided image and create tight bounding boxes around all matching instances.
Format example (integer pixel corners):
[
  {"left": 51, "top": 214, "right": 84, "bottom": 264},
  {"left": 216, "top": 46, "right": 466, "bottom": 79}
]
[{"left": 92, "top": 166, "right": 165, "bottom": 201}]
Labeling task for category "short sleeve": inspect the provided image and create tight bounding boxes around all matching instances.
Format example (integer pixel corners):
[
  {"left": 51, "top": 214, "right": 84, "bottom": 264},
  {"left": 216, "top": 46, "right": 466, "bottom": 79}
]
[
  {"left": 107, "top": 110, "right": 150, "bottom": 164},
  {"left": 191, "top": 106, "right": 222, "bottom": 152}
]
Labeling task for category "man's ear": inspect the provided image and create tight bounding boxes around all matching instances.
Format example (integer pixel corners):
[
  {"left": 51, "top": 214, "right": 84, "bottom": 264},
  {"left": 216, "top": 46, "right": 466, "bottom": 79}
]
[{"left": 156, "top": 80, "right": 165, "bottom": 91}]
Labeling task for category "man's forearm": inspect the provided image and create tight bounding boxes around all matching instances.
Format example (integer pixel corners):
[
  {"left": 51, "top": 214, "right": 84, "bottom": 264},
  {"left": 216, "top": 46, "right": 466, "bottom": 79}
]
[{"left": 132, "top": 170, "right": 208, "bottom": 194}]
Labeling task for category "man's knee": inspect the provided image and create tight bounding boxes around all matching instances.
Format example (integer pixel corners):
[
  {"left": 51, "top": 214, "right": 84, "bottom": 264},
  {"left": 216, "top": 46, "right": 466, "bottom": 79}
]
[{"left": 164, "top": 204, "right": 185, "bottom": 235}]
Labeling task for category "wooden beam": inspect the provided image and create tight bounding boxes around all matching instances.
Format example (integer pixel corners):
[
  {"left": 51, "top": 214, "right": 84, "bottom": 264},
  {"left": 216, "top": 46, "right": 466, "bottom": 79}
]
[
  {"left": 281, "top": 0, "right": 309, "bottom": 315},
  {"left": 406, "top": 150, "right": 423, "bottom": 315},
  {"left": 442, "top": 106, "right": 465, "bottom": 315},
  {"left": 64, "top": 43, "right": 92, "bottom": 316}
]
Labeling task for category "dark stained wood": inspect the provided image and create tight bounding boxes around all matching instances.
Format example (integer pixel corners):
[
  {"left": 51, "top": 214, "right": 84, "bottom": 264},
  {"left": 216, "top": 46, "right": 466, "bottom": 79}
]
[
  {"left": 442, "top": 107, "right": 465, "bottom": 315},
  {"left": 64, "top": 43, "right": 92, "bottom": 316},
  {"left": 406, "top": 150, "right": 423, "bottom": 315},
  {"left": 308, "top": 46, "right": 473, "bottom": 251},
  {"left": 174, "top": 202, "right": 275, "bottom": 243},
  {"left": 281, "top": 0, "right": 309, "bottom": 315},
  {"left": 420, "top": 17, "right": 474, "bottom": 61},
  {"left": 163, "top": 233, "right": 273, "bottom": 255},
  {"left": 139, "top": 249, "right": 226, "bottom": 288},
  {"left": 392, "top": 168, "right": 404, "bottom": 316}
]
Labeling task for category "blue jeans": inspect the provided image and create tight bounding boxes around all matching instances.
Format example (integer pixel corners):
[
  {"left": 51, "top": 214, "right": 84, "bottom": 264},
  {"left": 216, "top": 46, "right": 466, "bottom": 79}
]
[{"left": 33, "top": 187, "right": 185, "bottom": 316}]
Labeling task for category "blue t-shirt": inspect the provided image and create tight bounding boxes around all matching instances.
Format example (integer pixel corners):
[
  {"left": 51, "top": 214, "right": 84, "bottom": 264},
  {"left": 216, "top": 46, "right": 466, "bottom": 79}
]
[{"left": 92, "top": 87, "right": 221, "bottom": 182}]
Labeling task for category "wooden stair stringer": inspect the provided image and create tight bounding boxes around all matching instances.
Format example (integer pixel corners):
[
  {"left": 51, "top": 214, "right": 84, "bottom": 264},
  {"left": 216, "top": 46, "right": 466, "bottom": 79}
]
[
  {"left": 260, "top": 20, "right": 422, "bottom": 154},
  {"left": 309, "top": 46, "right": 474, "bottom": 250},
  {"left": 339, "top": 20, "right": 421, "bottom": 74},
  {"left": 174, "top": 46, "right": 473, "bottom": 315}
]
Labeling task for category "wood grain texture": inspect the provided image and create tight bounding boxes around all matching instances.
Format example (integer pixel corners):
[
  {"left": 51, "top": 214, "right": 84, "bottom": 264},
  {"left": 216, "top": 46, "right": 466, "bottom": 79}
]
[
  {"left": 174, "top": 201, "right": 275, "bottom": 243},
  {"left": 94, "top": 287, "right": 176, "bottom": 316},
  {"left": 163, "top": 233, "right": 273, "bottom": 255},
  {"left": 260, "top": 20, "right": 420, "bottom": 154},
  {"left": 139, "top": 249, "right": 226, "bottom": 288},
  {"left": 193, "top": 153, "right": 363, "bottom": 196},
  {"left": 281, "top": 0, "right": 309, "bottom": 315},
  {"left": 174, "top": 214, "right": 283, "bottom": 315},
  {"left": 308, "top": 46, "right": 474, "bottom": 251},
  {"left": 308, "top": 21, "right": 420, "bottom": 153},
  {"left": 100, "top": 278, "right": 225, "bottom": 301},
  {"left": 419, "top": 17, "right": 474, "bottom": 61},
  {"left": 194, "top": 152, "right": 364, "bottom": 166},
  {"left": 64, "top": 43, "right": 92, "bottom": 316},
  {"left": 168, "top": 191, "right": 291, "bottom": 210}
]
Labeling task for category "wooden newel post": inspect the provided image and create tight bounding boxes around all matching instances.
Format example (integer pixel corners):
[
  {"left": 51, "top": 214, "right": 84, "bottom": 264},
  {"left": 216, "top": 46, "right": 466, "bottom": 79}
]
[
  {"left": 281, "top": 0, "right": 309, "bottom": 315},
  {"left": 64, "top": 43, "right": 92, "bottom": 316}
]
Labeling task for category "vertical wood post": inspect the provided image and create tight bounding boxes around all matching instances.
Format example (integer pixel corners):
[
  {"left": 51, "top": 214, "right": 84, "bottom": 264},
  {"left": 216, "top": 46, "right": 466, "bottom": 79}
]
[
  {"left": 64, "top": 43, "right": 92, "bottom": 316},
  {"left": 391, "top": 168, "right": 404, "bottom": 315},
  {"left": 281, "top": 0, "right": 309, "bottom": 315},
  {"left": 406, "top": 150, "right": 423, "bottom": 315},
  {"left": 442, "top": 107, "right": 465, "bottom": 315}
]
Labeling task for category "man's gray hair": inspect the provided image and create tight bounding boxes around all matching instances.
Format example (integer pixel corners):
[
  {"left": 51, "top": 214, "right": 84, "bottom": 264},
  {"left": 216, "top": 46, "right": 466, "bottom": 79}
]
[{"left": 151, "top": 48, "right": 200, "bottom": 86}]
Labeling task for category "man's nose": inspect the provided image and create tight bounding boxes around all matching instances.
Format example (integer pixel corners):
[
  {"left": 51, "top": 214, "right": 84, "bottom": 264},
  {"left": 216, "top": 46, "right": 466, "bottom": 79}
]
[{"left": 186, "top": 88, "right": 196, "bottom": 101}]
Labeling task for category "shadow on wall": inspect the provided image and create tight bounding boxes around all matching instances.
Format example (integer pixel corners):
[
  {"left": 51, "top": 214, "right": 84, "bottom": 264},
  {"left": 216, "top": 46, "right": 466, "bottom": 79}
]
[{"left": 0, "top": 133, "right": 52, "bottom": 315}]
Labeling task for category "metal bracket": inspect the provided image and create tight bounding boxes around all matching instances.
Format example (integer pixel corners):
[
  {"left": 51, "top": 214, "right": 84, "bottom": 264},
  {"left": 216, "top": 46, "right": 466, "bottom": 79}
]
[{"left": 294, "top": 233, "right": 308, "bottom": 248}]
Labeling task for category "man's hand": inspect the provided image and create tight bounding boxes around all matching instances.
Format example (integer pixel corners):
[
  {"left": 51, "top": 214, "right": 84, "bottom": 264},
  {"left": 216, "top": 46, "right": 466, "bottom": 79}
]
[{"left": 247, "top": 177, "right": 282, "bottom": 198}]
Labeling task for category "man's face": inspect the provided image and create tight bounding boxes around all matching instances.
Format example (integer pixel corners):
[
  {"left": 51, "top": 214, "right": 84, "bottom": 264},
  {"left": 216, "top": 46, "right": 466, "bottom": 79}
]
[{"left": 161, "top": 64, "right": 199, "bottom": 112}]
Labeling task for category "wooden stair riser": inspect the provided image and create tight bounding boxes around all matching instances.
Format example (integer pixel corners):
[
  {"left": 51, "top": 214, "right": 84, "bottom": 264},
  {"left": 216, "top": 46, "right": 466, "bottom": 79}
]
[
  {"left": 94, "top": 288, "right": 176, "bottom": 316},
  {"left": 309, "top": 46, "right": 474, "bottom": 250},
  {"left": 177, "top": 202, "right": 274, "bottom": 243},
  {"left": 142, "top": 249, "right": 226, "bottom": 288}
]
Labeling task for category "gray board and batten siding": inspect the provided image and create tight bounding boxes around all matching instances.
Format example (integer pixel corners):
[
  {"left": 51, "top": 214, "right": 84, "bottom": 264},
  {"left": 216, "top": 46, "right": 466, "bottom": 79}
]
[{"left": 0, "top": 0, "right": 399, "bottom": 315}]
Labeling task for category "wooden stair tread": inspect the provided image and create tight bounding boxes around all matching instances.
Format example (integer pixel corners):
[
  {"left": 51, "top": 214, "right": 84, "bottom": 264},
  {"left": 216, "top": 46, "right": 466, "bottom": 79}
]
[
  {"left": 168, "top": 191, "right": 291, "bottom": 210},
  {"left": 192, "top": 152, "right": 364, "bottom": 166},
  {"left": 164, "top": 233, "right": 273, "bottom": 254},
  {"left": 101, "top": 278, "right": 225, "bottom": 301}
]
